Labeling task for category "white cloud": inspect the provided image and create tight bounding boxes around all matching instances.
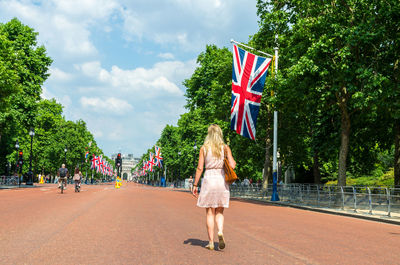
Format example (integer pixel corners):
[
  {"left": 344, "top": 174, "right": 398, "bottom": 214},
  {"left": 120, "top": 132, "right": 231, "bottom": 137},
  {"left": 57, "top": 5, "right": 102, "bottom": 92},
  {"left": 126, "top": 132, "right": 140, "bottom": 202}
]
[
  {"left": 53, "top": 0, "right": 119, "bottom": 19},
  {"left": 121, "top": 8, "right": 145, "bottom": 41},
  {"left": 104, "top": 25, "right": 113, "bottom": 33},
  {"left": 40, "top": 87, "right": 71, "bottom": 109},
  {"left": 0, "top": 0, "right": 120, "bottom": 58},
  {"left": 1, "top": 0, "right": 258, "bottom": 157},
  {"left": 119, "top": 0, "right": 239, "bottom": 51},
  {"left": 80, "top": 97, "right": 133, "bottom": 114},
  {"left": 76, "top": 59, "right": 197, "bottom": 97},
  {"left": 75, "top": 61, "right": 103, "bottom": 77},
  {"left": 60, "top": 95, "right": 72, "bottom": 109},
  {"left": 158, "top": 53, "right": 175, "bottom": 60},
  {"left": 92, "top": 129, "right": 104, "bottom": 138},
  {"left": 41, "top": 87, "right": 54, "bottom": 100},
  {"left": 48, "top": 67, "right": 73, "bottom": 82}
]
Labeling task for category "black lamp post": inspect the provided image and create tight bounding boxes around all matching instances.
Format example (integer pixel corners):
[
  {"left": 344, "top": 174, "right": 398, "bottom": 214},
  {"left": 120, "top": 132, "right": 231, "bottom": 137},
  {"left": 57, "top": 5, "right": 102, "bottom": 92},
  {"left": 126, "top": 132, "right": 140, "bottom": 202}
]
[
  {"left": 64, "top": 146, "right": 68, "bottom": 183},
  {"left": 15, "top": 140, "right": 19, "bottom": 175},
  {"left": 27, "top": 128, "right": 35, "bottom": 185},
  {"left": 64, "top": 146, "right": 67, "bottom": 164},
  {"left": 178, "top": 151, "right": 181, "bottom": 180}
]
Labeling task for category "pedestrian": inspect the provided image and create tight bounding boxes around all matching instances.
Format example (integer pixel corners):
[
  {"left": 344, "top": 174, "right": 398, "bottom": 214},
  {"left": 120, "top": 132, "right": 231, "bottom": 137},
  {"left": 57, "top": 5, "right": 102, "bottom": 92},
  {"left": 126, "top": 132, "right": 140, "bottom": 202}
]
[
  {"left": 242, "top": 178, "right": 250, "bottom": 187},
  {"left": 58, "top": 164, "right": 69, "bottom": 189},
  {"left": 73, "top": 167, "right": 82, "bottom": 188},
  {"left": 192, "top": 124, "right": 236, "bottom": 250},
  {"left": 188, "top": 175, "right": 193, "bottom": 190}
]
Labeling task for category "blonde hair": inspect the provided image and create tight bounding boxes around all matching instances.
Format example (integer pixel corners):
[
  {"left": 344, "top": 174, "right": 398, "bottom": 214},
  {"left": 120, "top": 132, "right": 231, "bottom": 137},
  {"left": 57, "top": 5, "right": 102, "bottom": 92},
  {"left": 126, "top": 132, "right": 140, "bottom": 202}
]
[{"left": 203, "top": 124, "right": 225, "bottom": 158}]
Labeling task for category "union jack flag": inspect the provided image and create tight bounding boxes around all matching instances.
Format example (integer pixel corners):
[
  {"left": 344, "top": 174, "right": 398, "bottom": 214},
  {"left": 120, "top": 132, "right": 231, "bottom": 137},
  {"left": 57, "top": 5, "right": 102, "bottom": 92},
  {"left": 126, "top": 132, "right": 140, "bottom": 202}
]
[
  {"left": 148, "top": 153, "right": 155, "bottom": 172},
  {"left": 143, "top": 161, "right": 146, "bottom": 171},
  {"left": 91, "top": 154, "right": 97, "bottom": 170},
  {"left": 154, "top": 146, "right": 163, "bottom": 168},
  {"left": 231, "top": 44, "right": 272, "bottom": 140}
]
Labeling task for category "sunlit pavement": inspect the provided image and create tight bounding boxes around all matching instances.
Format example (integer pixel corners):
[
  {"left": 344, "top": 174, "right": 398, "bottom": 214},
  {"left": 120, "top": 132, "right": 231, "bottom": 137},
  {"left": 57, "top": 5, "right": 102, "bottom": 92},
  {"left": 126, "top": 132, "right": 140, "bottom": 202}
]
[{"left": 1, "top": 183, "right": 399, "bottom": 265}]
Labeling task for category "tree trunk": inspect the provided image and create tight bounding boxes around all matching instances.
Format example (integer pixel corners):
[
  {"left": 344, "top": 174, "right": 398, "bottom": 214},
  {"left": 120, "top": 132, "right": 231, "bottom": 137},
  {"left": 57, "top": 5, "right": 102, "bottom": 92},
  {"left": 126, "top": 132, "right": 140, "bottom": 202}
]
[
  {"left": 338, "top": 88, "right": 351, "bottom": 187},
  {"left": 313, "top": 151, "right": 321, "bottom": 184},
  {"left": 394, "top": 121, "right": 400, "bottom": 187},
  {"left": 262, "top": 107, "right": 272, "bottom": 191}
]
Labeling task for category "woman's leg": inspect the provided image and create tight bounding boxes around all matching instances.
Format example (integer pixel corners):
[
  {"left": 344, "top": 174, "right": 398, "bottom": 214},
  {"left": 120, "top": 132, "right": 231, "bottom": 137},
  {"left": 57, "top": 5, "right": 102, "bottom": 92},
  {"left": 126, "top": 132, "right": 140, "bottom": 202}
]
[
  {"left": 206, "top": 208, "right": 215, "bottom": 243},
  {"left": 215, "top": 207, "right": 224, "bottom": 234},
  {"left": 215, "top": 207, "right": 225, "bottom": 249}
]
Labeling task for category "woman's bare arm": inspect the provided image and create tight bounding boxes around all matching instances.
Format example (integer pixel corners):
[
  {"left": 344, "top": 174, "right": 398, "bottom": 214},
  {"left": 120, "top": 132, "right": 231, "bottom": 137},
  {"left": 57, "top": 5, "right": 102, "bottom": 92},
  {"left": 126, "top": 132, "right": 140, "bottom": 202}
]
[
  {"left": 193, "top": 146, "right": 205, "bottom": 186},
  {"left": 226, "top": 145, "right": 236, "bottom": 169}
]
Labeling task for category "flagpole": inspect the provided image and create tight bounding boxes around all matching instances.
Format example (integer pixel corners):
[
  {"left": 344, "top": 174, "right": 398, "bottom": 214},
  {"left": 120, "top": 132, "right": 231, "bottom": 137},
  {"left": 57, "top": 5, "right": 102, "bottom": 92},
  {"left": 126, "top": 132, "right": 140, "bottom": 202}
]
[
  {"left": 271, "top": 35, "right": 280, "bottom": 201},
  {"left": 164, "top": 164, "right": 167, "bottom": 187},
  {"left": 230, "top": 39, "right": 274, "bottom": 58}
]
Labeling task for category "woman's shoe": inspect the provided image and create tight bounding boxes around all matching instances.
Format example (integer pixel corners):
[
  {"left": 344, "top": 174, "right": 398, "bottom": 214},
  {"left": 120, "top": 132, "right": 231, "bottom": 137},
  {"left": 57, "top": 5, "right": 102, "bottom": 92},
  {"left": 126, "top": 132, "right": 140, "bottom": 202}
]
[
  {"left": 218, "top": 233, "right": 225, "bottom": 249},
  {"left": 205, "top": 243, "right": 214, "bottom": 250}
]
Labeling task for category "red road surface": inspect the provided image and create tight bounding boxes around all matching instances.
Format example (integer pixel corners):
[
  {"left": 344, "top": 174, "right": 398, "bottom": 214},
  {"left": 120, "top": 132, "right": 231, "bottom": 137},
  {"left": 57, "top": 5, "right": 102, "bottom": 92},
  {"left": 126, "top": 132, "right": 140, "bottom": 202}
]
[{"left": 1, "top": 183, "right": 399, "bottom": 264}]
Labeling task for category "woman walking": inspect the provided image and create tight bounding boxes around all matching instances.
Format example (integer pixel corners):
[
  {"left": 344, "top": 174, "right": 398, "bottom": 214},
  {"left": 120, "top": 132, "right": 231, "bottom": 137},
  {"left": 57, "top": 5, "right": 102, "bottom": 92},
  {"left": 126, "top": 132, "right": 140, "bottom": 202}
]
[{"left": 192, "top": 124, "right": 236, "bottom": 250}]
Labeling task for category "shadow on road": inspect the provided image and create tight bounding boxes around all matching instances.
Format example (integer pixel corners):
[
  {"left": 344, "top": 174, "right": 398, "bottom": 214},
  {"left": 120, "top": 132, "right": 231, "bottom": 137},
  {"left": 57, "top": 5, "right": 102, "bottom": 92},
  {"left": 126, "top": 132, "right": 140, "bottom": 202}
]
[
  {"left": 231, "top": 197, "right": 285, "bottom": 208},
  {"left": 183, "top": 238, "right": 209, "bottom": 248}
]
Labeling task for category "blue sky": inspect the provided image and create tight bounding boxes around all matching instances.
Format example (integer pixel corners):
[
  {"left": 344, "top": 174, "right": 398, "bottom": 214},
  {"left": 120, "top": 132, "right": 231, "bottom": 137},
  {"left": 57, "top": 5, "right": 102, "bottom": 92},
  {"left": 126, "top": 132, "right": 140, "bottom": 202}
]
[{"left": 0, "top": 0, "right": 259, "bottom": 157}]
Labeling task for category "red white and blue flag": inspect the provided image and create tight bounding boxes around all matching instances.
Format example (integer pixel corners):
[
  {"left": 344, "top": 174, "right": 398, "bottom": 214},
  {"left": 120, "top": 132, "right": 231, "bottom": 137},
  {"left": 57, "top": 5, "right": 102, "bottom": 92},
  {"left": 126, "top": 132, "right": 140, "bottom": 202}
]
[
  {"left": 154, "top": 146, "right": 163, "bottom": 168},
  {"left": 91, "top": 154, "right": 97, "bottom": 170},
  {"left": 148, "top": 153, "right": 155, "bottom": 172},
  {"left": 97, "top": 155, "right": 103, "bottom": 173},
  {"left": 231, "top": 44, "right": 272, "bottom": 140},
  {"left": 85, "top": 151, "right": 89, "bottom": 162}
]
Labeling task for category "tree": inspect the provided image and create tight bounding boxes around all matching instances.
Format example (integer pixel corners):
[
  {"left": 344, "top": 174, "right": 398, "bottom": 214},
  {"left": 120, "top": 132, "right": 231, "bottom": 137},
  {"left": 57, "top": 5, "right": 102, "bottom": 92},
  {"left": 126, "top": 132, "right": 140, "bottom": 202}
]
[
  {"left": 375, "top": 0, "right": 400, "bottom": 186},
  {"left": 256, "top": 0, "right": 392, "bottom": 186},
  {"left": 0, "top": 32, "right": 21, "bottom": 143},
  {"left": 0, "top": 18, "right": 52, "bottom": 174}
]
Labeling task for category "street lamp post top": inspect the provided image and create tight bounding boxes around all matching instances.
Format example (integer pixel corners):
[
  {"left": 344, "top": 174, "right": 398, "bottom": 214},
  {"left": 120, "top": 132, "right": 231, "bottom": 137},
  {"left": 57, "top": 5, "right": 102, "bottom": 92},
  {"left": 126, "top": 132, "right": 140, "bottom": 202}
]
[
  {"left": 15, "top": 139, "right": 19, "bottom": 149},
  {"left": 178, "top": 151, "right": 181, "bottom": 155},
  {"left": 29, "top": 128, "right": 35, "bottom": 137},
  {"left": 64, "top": 147, "right": 67, "bottom": 153}
]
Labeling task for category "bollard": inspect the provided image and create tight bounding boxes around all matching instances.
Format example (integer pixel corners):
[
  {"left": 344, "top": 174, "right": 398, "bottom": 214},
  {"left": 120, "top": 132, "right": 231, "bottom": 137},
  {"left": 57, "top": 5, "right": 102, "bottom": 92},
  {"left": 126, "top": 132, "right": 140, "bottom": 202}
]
[
  {"left": 328, "top": 186, "right": 332, "bottom": 207},
  {"left": 385, "top": 188, "right": 391, "bottom": 217},
  {"left": 367, "top": 187, "right": 372, "bottom": 215},
  {"left": 352, "top": 187, "right": 357, "bottom": 212},
  {"left": 341, "top": 187, "right": 345, "bottom": 210},
  {"left": 299, "top": 185, "right": 303, "bottom": 202}
]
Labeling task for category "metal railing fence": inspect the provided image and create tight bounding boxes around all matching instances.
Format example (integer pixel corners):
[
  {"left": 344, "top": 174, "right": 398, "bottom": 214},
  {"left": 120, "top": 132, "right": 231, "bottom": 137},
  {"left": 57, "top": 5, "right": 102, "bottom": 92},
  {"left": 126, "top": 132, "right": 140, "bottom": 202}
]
[
  {"left": 0, "top": 175, "right": 19, "bottom": 186},
  {"left": 230, "top": 183, "right": 400, "bottom": 218}
]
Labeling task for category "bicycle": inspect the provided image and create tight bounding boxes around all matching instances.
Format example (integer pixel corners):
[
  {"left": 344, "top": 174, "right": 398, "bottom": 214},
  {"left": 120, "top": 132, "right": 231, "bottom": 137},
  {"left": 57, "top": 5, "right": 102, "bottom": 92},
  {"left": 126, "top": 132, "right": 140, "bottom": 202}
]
[
  {"left": 59, "top": 177, "right": 67, "bottom": 194},
  {"left": 74, "top": 179, "right": 80, "bottom": 192}
]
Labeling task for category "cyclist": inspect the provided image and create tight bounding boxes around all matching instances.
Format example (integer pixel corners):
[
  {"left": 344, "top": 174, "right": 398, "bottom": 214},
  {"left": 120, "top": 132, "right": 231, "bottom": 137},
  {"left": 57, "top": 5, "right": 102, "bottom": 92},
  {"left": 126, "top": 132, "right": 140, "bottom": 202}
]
[
  {"left": 73, "top": 166, "right": 82, "bottom": 189},
  {"left": 58, "top": 164, "right": 69, "bottom": 190}
]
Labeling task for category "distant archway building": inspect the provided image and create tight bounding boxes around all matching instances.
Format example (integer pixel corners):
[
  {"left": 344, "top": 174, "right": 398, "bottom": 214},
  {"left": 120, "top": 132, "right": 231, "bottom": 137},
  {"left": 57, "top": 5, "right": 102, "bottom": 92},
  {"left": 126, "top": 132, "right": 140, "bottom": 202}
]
[{"left": 111, "top": 153, "right": 140, "bottom": 180}]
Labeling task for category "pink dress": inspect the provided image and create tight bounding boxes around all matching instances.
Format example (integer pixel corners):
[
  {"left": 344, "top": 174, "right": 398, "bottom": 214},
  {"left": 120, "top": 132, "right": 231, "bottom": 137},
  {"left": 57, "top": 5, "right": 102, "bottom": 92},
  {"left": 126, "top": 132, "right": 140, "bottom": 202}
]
[{"left": 197, "top": 146, "right": 230, "bottom": 208}]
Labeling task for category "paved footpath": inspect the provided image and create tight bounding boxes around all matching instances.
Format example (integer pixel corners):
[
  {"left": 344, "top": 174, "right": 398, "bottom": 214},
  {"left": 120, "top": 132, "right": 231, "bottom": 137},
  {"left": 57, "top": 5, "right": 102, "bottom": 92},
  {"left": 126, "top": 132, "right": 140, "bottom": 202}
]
[{"left": 1, "top": 183, "right": 399, "bottom": 265}]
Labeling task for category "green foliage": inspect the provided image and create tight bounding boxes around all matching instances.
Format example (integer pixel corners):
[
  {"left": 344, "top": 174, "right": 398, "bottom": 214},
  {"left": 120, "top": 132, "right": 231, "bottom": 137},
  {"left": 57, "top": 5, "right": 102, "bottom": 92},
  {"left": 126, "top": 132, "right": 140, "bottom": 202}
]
[
  {"left": 140, "top": 1, "right": 399, "bottom": 187},
  {"left": 253, "top": 0, "right": 399, "bottom": 185},
  {"left": 0, "top": 18, "right": 108, "bottom": 178},
  {"left": 326, "top": 168, "right": 394, "bottom": 187},
  {"left": 140, "top": 45, "right": 273, "bottom": 181}
]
